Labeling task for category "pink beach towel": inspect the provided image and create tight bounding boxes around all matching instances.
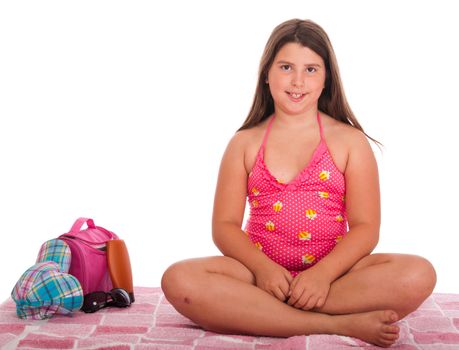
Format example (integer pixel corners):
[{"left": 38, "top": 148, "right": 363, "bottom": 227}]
[{"left": 1, "top": 287, "right": 459, "bottom": 349}]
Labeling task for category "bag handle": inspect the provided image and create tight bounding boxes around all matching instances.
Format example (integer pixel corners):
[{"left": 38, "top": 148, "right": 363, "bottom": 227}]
[
  {"left": 70, "top": 218, "right": 96, "bottom": 232},
  {"left": 66, "top": 217, "right": 117, "bottom": 242}
]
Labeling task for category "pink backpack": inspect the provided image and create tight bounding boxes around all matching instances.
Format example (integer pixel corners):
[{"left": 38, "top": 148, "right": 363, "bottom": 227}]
[{"left": 59, "top": 218, "right": 119, "bottom": 295}]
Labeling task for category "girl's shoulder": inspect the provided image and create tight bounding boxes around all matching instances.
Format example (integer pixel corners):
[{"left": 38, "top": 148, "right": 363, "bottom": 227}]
[
  {"left": 321, "top": 112, "right": 369, "bottom": 147},
  {"left": 320, "top": 113, "right": 373, "bottom": 173},
  {"left": 231, "top": 117, "right": 270, "bottom": 150},
  {"left": 230, "top": 118, "right": 271, "bottom": 174}
]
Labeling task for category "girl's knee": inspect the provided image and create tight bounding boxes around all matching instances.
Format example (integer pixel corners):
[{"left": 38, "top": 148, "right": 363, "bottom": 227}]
[
  {"left": 388, "top": 255, "right": 436, "bottom": 317},
  {"left": 413, "top": 256, "right": 436, "bottom": 293},
  {"left": 161, "top": 260, "right": 195, "bottom": 303},
  {"left": 401, "top": 255, "right": 436, "bottom": 298}
]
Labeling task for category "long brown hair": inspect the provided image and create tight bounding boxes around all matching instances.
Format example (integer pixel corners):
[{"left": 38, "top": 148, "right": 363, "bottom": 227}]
[{"left": 238, "top": 19, "right": 380, "bottom": 145}]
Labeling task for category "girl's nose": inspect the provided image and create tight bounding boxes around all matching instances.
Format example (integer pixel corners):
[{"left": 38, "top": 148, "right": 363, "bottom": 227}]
[{"left": 291, "top": 73, "right": 305, "bottom": 88}]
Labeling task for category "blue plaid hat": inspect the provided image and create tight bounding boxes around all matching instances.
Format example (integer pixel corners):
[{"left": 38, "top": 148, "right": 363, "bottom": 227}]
[
  {"left": 11, "top": 261, "right": 83, "bottom": 320},
  {"left": 36, "top": 239, "right": 71, "bottom": 273}
]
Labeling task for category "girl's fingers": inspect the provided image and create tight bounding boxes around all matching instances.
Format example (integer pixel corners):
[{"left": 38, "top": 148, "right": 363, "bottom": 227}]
[
  {"left": 289, "top": 276, "right": 297, "bottom": 290},
  {"left": 294, "top": 293, "right": 309, "bottom": 309},
  {"left": 279, "top": 280, "right": 290, "bottom": 299},
  {"left": 287, "top": 281, "right": 298, "bottom": 303},
  {"left": 305, "top": 295, "right": 318, "bottom": 310},
  {"left": 316, "top": 297, "right": 325, "bottom": 309},
  {"left": 290, "top": 286, "right": 309, "bottom": 307},
  {"left": 273, "top": 286, "right": 287, "bottom": 301},
  {"left": 287, "top": 287, "right": 301, "bottom": 306},
  {"left": 284, "top": 271, "right": 294, "bottom": 284}
]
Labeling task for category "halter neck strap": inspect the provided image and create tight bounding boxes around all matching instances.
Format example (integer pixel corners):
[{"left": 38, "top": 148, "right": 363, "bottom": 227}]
[
  {"left": 316, "top": 111, "right": 324, "bottom": 140},
  {"left": 261, "top": 115, "right": 275, "bottom": 150}
]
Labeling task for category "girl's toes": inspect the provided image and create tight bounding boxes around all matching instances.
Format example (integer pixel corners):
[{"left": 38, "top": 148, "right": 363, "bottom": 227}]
[
  {"left": 383, "top": 310, "right": 399, "bottom": 323},
  {"left": 382, "top": 324, "right": 400, "bottom": 334},
  {"left": 382, "top": 332, "right": 399, "bottom": 341}
]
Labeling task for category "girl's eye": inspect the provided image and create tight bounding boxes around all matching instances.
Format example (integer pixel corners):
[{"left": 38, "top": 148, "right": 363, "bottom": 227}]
[
  {"left": 306, "top": 67, "right": 317, "bottom": 73},
  {"left": 280, "top": 64, "right": 291, "bottom": 71}
]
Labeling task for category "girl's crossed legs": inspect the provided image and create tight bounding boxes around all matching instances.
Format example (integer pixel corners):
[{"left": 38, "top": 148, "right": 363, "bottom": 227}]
[{"left": 161, "top": 253, "right": 436, "bottom": 348}]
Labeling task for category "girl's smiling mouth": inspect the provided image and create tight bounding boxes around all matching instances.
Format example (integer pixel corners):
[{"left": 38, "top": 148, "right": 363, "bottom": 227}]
[{"left": 286, "top": 91, "right": 306, "bottom": 101}]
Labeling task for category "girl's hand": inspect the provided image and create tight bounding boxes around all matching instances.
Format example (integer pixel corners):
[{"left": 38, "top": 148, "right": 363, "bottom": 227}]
[
  {"left": 253, "top": 262, "right": 293, "bottom": 302},
  {"left": 287, "top": 267, "right": 332, "bottom": 310}
]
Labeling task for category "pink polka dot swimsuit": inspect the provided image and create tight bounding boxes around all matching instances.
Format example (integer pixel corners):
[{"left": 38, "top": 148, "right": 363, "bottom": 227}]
[{"left": 245, "top": 112, "right": 347, "bottom": 277}]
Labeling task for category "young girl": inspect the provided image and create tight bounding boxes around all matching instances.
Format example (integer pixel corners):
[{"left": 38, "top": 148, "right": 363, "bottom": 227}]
[{"left": 161, "top": 19, "right": 436, "bottom": 348}]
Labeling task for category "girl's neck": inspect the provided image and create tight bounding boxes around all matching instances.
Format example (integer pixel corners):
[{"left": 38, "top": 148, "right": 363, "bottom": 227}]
[{"left": 273, "top": 108, "right": 319, "bottom": 129}]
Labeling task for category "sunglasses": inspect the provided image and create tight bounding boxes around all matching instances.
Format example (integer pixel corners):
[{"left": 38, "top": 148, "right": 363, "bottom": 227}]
[{"left": 81, "top": 288, "right": 131, "bottom": 313}]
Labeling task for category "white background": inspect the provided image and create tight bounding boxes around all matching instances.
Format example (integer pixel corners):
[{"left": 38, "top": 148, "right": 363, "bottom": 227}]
[{"left": 1, "top": 0, "right": 458, "bottom": 301}]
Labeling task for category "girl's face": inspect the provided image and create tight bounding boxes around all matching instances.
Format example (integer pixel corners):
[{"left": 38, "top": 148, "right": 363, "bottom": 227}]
[{"left": 267, "top": 42, "right": 326, "bottom": 117}]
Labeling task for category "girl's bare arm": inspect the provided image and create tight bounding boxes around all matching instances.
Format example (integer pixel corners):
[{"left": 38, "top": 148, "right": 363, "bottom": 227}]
[{"left": 312, "top": 128, "right": 381, "bottom": 281}]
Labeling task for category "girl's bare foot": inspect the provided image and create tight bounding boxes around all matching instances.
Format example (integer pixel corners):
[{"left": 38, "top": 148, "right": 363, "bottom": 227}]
[{"left": 336, "top": 310, "right": 400, "bottom": 348}]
